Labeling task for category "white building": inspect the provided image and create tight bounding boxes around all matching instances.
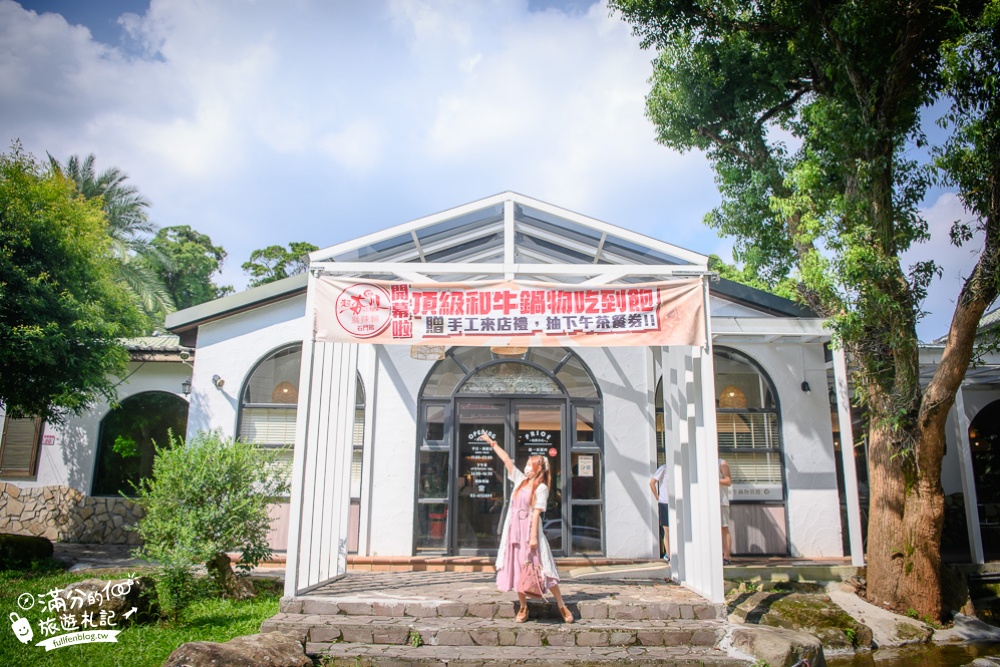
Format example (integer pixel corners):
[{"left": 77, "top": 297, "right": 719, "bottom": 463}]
[{"left": 2, "top": 192, "right": 996, "bottom": 603}]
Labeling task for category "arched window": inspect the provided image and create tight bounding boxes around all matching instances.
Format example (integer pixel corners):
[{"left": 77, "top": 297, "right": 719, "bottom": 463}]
[
  {"left": 714, "top": 347, "right": 787, "bottom": 555},
  {"left": 416, "top": 346, "right": 602, "bottom": 556},
  {"left": 92, "top": 392, "right": 189, "bottom": 496},
  {"left": 238, "top": 345, "right": 302, "bottom": 448}
]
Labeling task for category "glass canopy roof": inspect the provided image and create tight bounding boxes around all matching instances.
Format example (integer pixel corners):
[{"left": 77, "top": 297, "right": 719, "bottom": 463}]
[{"left": 315, "top": 192, "right": 706, "bottom": 284}]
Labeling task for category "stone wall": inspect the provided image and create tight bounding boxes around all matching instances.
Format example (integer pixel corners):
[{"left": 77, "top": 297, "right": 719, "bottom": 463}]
[{"left": 0, "top": 483, "right": 144, "bottom": 545}]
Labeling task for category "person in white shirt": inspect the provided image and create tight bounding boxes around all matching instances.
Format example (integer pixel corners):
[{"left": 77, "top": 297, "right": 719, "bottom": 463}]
[
  {"left": 650, "top": 463, "right": 670, "bottom": 561},
  {"left": 720, "top": 458, "right": 733, "bottom": 565}
]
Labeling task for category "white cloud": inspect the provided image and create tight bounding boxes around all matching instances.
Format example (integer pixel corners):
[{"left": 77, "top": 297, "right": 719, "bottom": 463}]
[
  {"left": 318, "top": 119, "right": 388, "bottom": 172},
  {"left": 0, "top": 0, "right": 720, "bottom": 292}
]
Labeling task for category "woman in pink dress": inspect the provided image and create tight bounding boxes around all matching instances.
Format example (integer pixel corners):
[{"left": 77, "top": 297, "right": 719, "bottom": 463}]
[{"left": 479, "top": 434, "right": 573, "bottom": 623}]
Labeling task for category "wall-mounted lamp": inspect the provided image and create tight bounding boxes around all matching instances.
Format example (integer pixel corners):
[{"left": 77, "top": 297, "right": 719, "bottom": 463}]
[
  {"left": 212, "top": 374, "right": 225, "bottom": 389},
  {"left": 181, "top": 378, "right": 192, "bottom": 396},
  {"left": 829, "top": 386, "right": 837, "bottom": 406},
  {"left": 800, "top": 381, "right": 811, "bottom": 394}
]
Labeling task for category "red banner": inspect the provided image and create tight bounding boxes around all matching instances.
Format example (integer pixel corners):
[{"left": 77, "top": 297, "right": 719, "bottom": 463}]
[{"left": 313, "top": 277, "right": 705, "bottom": 348}]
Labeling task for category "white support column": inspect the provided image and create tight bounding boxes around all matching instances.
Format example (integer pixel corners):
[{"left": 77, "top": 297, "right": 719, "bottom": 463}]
[
  {"left": 659, "top": 279, "right": 724, "bottom": 604},
  {"left": 954, "top": 386, "right": 985, "bottom": 564},
  {"left": 503, "top": 199, "right": 515, "bottom": 279},
  {"left": 662, "top": 345, "right": 691, "bottom": 585},
  {"left": 694, "top": 278, "right": 724, "bottom": 603},
  {"left": 285, "top": 274, "right": 361, "bottom": 596},
  {"left": 833, "top": 346, "right": 865, "bottom": 566},
  {"left": 356, "top": 344, "right": 378, "bottom": 557}
]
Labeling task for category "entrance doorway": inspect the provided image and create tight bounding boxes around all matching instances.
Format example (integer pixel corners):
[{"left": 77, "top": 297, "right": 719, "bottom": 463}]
[
  {"left": 454, "top": 399, "right": 564, "bottom": 554},
  {"left": 415, "top": 347, "right": 602, "bottom": 557}
]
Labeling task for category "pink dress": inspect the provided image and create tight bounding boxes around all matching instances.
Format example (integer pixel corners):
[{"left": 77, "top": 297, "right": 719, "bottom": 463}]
[{"left": 495, "top": 480, "right": 559, "bottom": 593}]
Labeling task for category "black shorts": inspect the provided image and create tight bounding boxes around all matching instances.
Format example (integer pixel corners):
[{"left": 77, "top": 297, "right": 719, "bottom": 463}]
[{"left": 658, "top": 502, "right": 670, "bottom": 527}]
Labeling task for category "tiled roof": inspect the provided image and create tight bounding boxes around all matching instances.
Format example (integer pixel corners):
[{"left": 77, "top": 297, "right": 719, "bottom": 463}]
[{"left": 124, "top": 335, "right": 185, "bottom": 352}]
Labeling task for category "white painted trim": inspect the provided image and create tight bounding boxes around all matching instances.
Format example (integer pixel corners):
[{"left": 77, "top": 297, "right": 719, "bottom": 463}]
[
  {"left": 284, "top": 274, "right": 319, "bottom": 597},
  {"left": 696, "top": 278, "right": 725, "bottom": 603},
  {"left": 311, "top": 261, "right": 711, "bottom": 278},
  {"left": 504, "top": 199, "right": 515, "bottom": 278},
  {"left": 954, "top": 387, "right": 985, "bottom": 564},
  {"left": 833, "top": 345, "right": 865, "bottom": 566},
  {"left": 310, "top": 193, "right": 510, "bottom": 262},
  {"left": 356, "top": 345, "right": 378, "bottom": 556},
  {"left": 518, "top": 196, "right": 709, "bottom": 266}
]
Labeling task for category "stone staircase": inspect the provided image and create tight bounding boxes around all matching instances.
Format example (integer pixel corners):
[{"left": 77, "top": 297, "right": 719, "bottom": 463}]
[{"left": 262, "top": 577, "right": 749, "bottom": 666}]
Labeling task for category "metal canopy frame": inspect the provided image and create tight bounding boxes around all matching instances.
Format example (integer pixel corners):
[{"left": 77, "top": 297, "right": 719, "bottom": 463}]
[{"left": 310, "top": 192, "right": 710, "bottom": 284}]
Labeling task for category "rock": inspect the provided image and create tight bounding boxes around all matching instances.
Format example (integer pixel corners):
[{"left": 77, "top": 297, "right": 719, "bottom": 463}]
[
  {"left": 936, "top": 613, "right": 1000, "bottom": 644},
  {"left": 162, "top": 631, "right": 312, "bottom": 667},
  {"left": 0, "top": 533, "right": 54, "bottom": 568},
  {"left": 729, "top": 590, "right": 872, "bottom": 651},
  {"left": 825, "top": 585, "right": 934, "bottom": 648},
  {"left": 728, "top": 624, "right": 826, "bottom": 667},
  {"left": 60, "top": 576, "right": 154, "bottom": 623}
]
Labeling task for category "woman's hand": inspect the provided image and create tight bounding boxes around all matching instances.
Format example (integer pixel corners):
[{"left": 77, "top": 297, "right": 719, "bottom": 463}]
[
  {"left": 529, "top": 537, "right": 538, "bottom": 550},
  {"left": 478, "top": 434, "right": 496, "bottom": 447}
]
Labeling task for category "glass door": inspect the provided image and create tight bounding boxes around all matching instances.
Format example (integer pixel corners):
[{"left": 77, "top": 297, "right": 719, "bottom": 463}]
[
  {"left": 455, "top": 401, "right": 508, "bottom": 554},
  {"left": 513, "top": 402, "right": 564, "bottom": 553}
]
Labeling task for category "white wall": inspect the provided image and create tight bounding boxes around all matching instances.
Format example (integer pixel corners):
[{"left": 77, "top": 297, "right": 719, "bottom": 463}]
[
  {"left": 185, "top": 296, "right": 307, "bottom": 440},
  {"left": 720, "top": 341, "right": 844, "bottom": 558},
  {"left": 0, "top": 361, "right": 192, "bottom": 493},
  {"left": 576, "top": 346, "right": 659, "bottom": 559},
  {"left": 365, "top": 345, "right": 425, "bottom": 556}
]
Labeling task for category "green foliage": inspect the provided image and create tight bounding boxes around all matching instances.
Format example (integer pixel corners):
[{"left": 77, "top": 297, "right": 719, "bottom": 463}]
[
  {"left": 612, "top": 0, "right": 999, "bottom": 617},
  {"left": 408, "top": 630, "right": 423, "bottom": 647},
  {"left": 112, "top": 435, "right": 138, "bottom": 458},
  {"left": 145, "top": 225, "right": 233, "bottom": 310},
  {"left": 242, "top": 241, "right": 318, "bottom": 288},
  {"left": 132, "top": 430, "right": 289, "bottom": 613},
  {"left": 48, "top": 153, "right": 173, "bottom": 329},
  {"left": 0, "top": 143, "right": 145, "bottom": 421}
]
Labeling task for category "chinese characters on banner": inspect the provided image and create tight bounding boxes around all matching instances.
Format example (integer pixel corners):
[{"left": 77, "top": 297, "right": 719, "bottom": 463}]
[{"left": 313, "top": 278, "right": 706, "bottom": 348}]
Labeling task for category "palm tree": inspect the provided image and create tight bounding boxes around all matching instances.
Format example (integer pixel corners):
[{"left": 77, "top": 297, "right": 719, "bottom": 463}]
[{"left": 49, "top": 154, "right": 174, "bottom": 325}]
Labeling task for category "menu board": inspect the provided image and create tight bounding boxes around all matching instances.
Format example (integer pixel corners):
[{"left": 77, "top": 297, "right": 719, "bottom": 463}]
[{"left": 464, "top": 429, "right": 501, "bottom": 499}]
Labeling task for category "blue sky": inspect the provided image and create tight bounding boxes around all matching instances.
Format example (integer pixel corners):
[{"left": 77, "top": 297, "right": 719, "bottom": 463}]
[{"left": 3, "top": 0, "right": 977, "bottom": 341}]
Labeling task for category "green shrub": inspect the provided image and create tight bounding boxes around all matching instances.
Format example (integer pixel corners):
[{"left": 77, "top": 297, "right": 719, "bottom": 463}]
[
  {"left": 131, "top": 430, "right": 289, "bottom": 615},
  {"left": 0, "top": 534, "right": 54, "bottom": 570}
]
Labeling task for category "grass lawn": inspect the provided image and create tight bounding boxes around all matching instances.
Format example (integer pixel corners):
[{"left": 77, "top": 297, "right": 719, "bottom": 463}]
[{"left": 0, "top": 566, "right": 283, "bottom": 667}]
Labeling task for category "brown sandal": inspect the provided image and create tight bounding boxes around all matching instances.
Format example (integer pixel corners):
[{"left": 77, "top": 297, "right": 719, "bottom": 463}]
[
  {"left": 559, "top": 606, "right": 574, "bottom": 624},
  {"left": 515, "top": 605, "right": 529, "bottom": 623}
]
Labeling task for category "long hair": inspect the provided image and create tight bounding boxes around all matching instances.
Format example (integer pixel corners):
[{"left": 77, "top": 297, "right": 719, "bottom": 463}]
[{"left": 516, "top": 455, "right": 551, "bottom": 508}]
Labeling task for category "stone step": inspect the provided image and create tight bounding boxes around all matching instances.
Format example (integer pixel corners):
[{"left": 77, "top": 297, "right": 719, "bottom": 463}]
[
  {"left": 280, "top": 595, "right": 722, "bottom": 621},
  {"left": 261, "top": 613, "right": 727, "bottom": 649},
  {"left": 304, "top": 643, "right": 747, "bottom": 666}
]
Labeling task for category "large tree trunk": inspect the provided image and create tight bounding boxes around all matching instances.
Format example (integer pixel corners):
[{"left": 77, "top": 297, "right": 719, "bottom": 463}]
[
  {"left": 862, "top": 393, "right": 911, "bottom": 611},
  {"left": 865, "top": 199, "right": 999, "bottom": 618}
]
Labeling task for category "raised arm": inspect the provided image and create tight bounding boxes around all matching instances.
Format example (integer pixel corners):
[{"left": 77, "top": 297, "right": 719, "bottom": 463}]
[
  {"left": 479, "top": 434, "right": 515, "bottom": 476},
  {"left": 719, "top": 460, "right": 732, "bottom": 487}
]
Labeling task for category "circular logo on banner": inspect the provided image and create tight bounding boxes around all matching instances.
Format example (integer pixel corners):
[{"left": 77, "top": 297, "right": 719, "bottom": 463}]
[
  {"left": 548, "top": 447, "right": 557, "bottom": 458},
  {"left": 335, "top": 283, "right": 392, "bottom": 338}
]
